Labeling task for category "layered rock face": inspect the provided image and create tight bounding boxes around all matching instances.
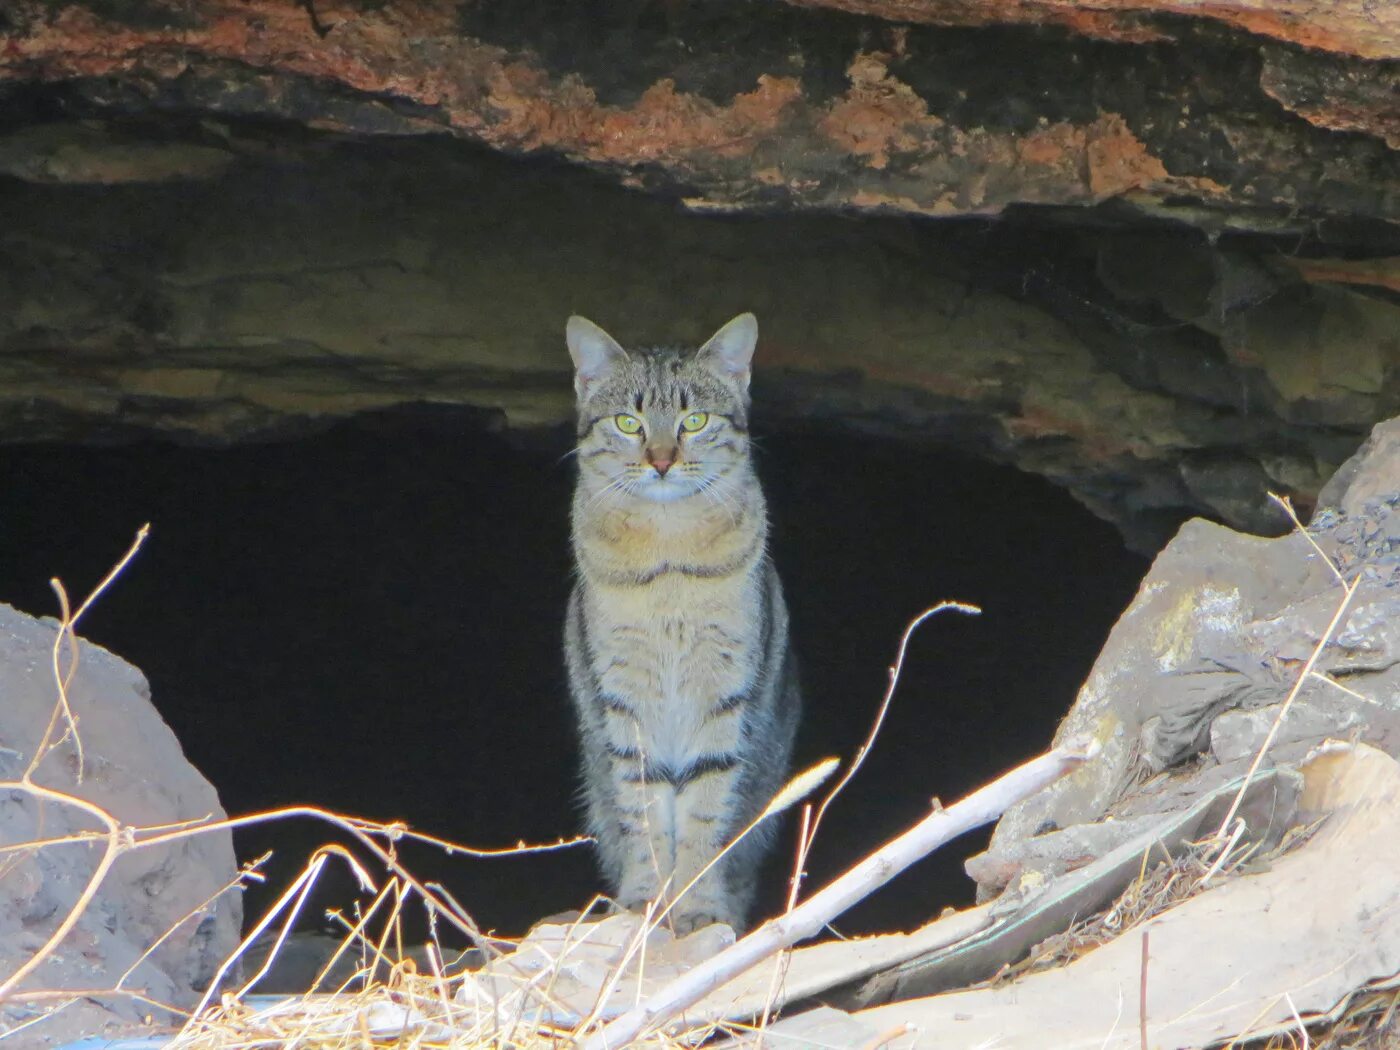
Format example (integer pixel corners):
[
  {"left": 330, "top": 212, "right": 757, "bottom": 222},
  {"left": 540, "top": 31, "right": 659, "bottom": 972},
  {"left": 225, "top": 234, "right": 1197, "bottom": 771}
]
[
  {"left": 1, "top": 1, "right": 1398, "bottom": 546},
  {"left": 4, "top": 0, "right": 1397, "bottom": 213}
]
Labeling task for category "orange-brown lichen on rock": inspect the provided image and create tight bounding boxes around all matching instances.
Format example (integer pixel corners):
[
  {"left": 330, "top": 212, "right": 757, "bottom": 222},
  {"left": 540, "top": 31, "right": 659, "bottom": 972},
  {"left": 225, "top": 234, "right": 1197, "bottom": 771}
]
[
  {"left": 1084, "top": 114, "right": 1170, "bottom": 197},
  {"left": 5, "top": 0, "right": 809, "bottom": 168},
  {"left": 819, "top": 52, "right": 943, "bottom": 170},
  {"left": 1259, "top": 49, "right": 1400, "bottom": 150},
  {"left": 0, "top": 0, "right": 1393, "bottom": 231},
  {"left": 1281, "top": 257, "right": 1400, "bottom": 295},
  {"left": 578, "top": 75, "right": 803, "bottom": 162},
  {"left": 781, "top": 0, "right": 1400, "bottom": 60},
  {"left": 780, "top": 0, "right": 1170, "bottom": 43}
]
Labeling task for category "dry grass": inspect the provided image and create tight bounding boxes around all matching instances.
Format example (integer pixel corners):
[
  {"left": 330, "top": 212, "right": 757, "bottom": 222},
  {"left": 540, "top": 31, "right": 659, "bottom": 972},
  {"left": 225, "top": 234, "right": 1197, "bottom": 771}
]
[
  {"left": 2, "top": 544, "right": 1054, "bottom": 1049},
  {"left": 998, "top": 843, "right": 1217, "bottom": 985},
  {"left": 998, "top": 814, "right": 1325, "bottom": 990},
  {"left": 168, "top": 880, "right": 720, "bottom": 1050},
  {"left": 1252, "top": 989, "right": 1400, "bottom": 1050},
  {"left": 0, "top": 528, "right": 592, "bottom": 1047}
]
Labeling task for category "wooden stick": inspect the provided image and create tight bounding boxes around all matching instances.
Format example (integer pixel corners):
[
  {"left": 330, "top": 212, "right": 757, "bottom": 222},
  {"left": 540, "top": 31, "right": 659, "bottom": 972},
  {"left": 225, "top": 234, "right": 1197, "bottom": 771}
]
[{"left": 578, "top": 738, "right": 1099, "bottom": 1050}]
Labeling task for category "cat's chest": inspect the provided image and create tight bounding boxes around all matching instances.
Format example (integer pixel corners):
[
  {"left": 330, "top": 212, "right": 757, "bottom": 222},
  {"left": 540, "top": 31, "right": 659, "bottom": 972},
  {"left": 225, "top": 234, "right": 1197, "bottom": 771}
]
[
  {"left": 588, "top": 576, "right": 760, "bottom": 706},
  {"left": 579, "top": 503, "right": 757, "bottom": 579}
]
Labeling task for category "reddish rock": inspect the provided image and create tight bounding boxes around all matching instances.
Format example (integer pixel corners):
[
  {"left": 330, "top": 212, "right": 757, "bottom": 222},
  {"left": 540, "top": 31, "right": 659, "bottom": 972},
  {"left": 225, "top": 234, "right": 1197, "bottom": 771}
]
[
  {"left": 1, "top": 0, "right": 1395, "bottom": 224},
  {"left": 784, "top": 0, "right": 1400, "bottom": 59}
]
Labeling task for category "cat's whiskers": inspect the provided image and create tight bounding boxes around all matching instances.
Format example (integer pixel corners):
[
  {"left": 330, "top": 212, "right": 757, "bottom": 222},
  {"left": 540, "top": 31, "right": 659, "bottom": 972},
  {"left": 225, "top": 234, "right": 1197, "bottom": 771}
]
[
  {"left": 695, "top": 474, "right": 742, "bottom": 527},
  {"left": 616, "top": 472, "right": 647, "bottom": 504},
  {"left": 694, "top": 476, "right": 725, "bottom": 516},
  {"left": 584, "top": 469, "right": 633, "bottom": 510}
]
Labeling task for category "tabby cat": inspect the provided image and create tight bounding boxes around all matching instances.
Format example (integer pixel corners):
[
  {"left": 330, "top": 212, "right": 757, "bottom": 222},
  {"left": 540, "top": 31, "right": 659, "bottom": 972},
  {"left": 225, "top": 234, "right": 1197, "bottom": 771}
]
[{"left": 563, "top": 312, "right": 800, "bottom": 933}]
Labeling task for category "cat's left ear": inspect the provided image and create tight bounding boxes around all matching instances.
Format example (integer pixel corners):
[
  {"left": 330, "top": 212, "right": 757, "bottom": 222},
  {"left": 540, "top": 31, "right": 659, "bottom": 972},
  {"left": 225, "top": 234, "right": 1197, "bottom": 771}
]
[{"left": 698, "top": 312, "right": 758, "bottom": 389}]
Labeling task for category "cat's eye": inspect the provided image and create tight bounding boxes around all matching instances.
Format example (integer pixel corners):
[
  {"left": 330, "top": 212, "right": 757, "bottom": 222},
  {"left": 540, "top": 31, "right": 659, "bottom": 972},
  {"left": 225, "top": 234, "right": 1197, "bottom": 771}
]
[
  {"left": 614, "top": 414, "right": 643, "bottom": 435},
  {"left": 679, "top": 411, "right": 709, "bottom": 433}
]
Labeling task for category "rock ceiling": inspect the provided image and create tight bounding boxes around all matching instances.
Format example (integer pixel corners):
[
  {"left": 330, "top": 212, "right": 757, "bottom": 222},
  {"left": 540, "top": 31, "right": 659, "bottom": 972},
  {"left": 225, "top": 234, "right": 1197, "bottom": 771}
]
[{"left": 1, "top": 0, "right": 1397, "bottom": 547}]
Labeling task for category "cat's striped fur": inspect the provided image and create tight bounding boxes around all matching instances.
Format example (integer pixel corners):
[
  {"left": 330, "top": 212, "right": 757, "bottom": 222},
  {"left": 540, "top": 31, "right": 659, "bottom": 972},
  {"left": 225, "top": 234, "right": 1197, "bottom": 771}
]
[{"left": 563, "top": 312, "right": 800, "bottom": 933}]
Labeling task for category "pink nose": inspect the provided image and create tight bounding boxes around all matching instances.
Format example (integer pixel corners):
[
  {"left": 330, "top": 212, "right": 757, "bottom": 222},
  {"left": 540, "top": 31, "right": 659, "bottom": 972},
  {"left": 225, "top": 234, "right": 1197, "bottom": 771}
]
[{"left": 649, "top": 455, "right": 673, "bottom": 476}]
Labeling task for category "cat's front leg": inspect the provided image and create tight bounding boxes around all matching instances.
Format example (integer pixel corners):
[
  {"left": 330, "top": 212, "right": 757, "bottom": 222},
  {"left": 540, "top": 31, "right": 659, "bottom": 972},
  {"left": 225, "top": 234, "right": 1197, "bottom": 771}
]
[
  {"left": 668, "top": 763, "right": 746, "bottom": 933},
  {"left": 608, "top": 761, "right": 675, "bottom": 914}
]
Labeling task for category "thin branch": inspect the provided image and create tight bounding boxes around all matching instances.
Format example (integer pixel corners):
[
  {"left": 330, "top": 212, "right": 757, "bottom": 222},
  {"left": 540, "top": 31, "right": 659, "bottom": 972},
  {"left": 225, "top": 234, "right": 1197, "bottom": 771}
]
[
  {"left": 1285, "top": 992, "right": 1310, "bottom": 1050},
  {"left": 1272, "top": 494, "right": 1344, "bottom": 587},
  {"left": 0, "top": 794, "right": 587, "bottom": 1010},
  {"left": 0, "top": 987, "right": 184, "bottom": 1013},
  {"left": 117, "top": 855, "right": 270, "bottom": 988},
  {"left": 136, "top": 805, "right": 584, "bottom": 950},
  {"left": 24, "top": 525, "right": 149, "bottom": 782},
  {"left": 0, "top": 783, "right": 122, "bottom": 1000},
  {"left": 1139, "top": 929, "right": 1150, "bottom": 1050},
  {"left": 1212, "top": 494, "right": 1357, "bottom": 841},
  {"left": 316, "top": 884, "right": 396, "bottom": 994},
  {"left": 230, "top": 852, "right": 337, "bottom": 1001},
  {"left": 179, "top": 851, "right": 335, "bottom": 1038},
  {"left": 755, "top": 601, "right": 978, "bottom": 1042},
  {"left": 580, "top": 738, "right": 1097, "bottom": 1050},
  {"left": 650, "top": 757, "right": 838, "bottom": 933},
  {"left": 133, "top": 807, "right": 590, "bottom": 859},
  {"left": 798, "top": 602, "right": 981, "bottom": 899}
]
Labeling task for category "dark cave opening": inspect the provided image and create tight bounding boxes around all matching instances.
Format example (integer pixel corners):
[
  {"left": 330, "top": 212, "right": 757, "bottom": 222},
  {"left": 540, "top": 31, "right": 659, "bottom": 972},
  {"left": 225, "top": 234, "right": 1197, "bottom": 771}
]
[{"left": 0, "top": 407, "right": 1147, "bottom": 941}]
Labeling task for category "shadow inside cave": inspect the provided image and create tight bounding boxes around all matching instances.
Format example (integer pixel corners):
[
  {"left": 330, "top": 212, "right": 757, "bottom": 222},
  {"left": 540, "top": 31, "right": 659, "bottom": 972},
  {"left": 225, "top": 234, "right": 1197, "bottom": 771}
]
[{"left": 0, "top": 407, "right": 1148, "bottom": 941}]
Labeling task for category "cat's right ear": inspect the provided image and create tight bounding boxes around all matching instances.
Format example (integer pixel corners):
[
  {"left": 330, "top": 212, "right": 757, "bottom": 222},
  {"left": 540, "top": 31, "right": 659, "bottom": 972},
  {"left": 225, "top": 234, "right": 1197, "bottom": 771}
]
[{"left": 567, "top": 316, "right": 629, "bottom": 398}]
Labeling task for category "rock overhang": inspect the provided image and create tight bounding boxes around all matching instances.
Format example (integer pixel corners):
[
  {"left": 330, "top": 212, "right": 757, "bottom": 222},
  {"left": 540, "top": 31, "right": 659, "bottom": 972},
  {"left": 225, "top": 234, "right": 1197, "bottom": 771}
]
[{"left": 0, "top": 1, "right": 1398, "bottom": 550}]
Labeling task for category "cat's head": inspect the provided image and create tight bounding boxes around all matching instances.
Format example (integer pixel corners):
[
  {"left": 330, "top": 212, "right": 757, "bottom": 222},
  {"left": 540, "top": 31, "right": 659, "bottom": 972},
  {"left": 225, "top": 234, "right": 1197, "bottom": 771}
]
[{"left": 567, "top": 313, "right": 757, "bottom": 505}]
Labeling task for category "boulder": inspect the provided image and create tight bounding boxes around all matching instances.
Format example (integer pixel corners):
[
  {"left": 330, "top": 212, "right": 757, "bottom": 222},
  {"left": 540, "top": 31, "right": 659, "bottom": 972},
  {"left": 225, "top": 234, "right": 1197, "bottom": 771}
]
[
  {"left": 0, "top": 604, "right": 241, "bottom": 1046},
  {"left": 971, "top": 414, "right": 1400, "bottom": 899}
]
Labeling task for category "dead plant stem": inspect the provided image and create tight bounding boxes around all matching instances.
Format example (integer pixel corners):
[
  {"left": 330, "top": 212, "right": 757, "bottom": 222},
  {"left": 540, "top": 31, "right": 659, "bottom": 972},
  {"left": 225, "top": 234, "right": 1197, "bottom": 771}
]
[
  {"left": 580, "top": 738, "right": 1096, "bottom": 1050},
  {"left": 24, "top": 525, "right": 149, "bottom": 782},
  {"left": 1212, "top": 495, "right": 1358, "bottom": 843},
  {"left": 0, "top": 782, "right": 122, "bottom": 1001},
  {"left": 752, "top": 602, "right": 979, "bottom": 1043}
]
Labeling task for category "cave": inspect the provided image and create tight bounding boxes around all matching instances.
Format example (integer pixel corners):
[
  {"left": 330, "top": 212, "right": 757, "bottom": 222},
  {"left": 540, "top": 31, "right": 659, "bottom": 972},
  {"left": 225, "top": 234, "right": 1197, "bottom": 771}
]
[
  {"left": 0, "top": 126, "right": 1178, "bottom": 941},
  {"left": 2, "top": 403, "right": 1146, "bottom": 940},
  {"left": 2, "top": 0, "right": 1399, "bottom": 986}
]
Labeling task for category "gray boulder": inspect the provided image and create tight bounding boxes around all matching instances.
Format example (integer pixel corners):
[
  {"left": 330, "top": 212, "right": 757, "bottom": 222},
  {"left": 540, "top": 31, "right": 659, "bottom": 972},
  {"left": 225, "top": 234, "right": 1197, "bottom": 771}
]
[
  {"left": 971, "top": 416, "right": 1400, "bottom": 899},
  {"left": 0, "top": 604, "right": 241, "bottom": 1045}
]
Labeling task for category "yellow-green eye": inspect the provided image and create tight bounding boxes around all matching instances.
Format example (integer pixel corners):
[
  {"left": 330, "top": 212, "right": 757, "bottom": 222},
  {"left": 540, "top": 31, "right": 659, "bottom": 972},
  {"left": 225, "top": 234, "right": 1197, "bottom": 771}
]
[
  {"left": 680, "top": 411, "right": 709, "bottom": 433},
  {"left": 614, "top": 414, "right": 643, "bottom": 435}
]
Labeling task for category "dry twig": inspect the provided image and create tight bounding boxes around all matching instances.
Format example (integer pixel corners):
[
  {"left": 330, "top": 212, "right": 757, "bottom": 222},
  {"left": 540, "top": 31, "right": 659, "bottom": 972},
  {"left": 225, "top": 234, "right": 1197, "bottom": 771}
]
[
  {"left": 580, "top": 737, "right": 1098, "bottom": 1050},
  {"left": 0, "top": 529, "right": 590, "bottom": 1040}
]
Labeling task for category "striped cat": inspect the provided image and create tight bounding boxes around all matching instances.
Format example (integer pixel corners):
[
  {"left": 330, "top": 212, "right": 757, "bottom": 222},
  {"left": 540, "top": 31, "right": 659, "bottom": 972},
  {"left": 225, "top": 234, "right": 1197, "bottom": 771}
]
[{"left": 563, "top": 312, "right": 801, "bottom": 933}]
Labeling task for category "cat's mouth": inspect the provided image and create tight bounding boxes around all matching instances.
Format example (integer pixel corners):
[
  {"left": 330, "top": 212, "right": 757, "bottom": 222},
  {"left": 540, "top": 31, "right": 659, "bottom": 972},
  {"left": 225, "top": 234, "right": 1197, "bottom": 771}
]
[{"left": 633, "top": 469, "right": 702, "bottom": 503}]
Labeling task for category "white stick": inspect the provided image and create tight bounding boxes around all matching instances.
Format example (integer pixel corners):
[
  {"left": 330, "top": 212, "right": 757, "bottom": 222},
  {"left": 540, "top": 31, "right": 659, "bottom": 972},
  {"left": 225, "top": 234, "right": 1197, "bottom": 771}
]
[{"left": 579, "top": 739, "right": 1098, "bottom": 1050}]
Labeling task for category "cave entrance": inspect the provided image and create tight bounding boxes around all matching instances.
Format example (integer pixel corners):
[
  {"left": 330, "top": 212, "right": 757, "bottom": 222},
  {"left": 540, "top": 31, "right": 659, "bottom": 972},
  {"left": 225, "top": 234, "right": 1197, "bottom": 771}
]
[{"left": 0, "top": 406, "right": 1145, "bottom": 939}]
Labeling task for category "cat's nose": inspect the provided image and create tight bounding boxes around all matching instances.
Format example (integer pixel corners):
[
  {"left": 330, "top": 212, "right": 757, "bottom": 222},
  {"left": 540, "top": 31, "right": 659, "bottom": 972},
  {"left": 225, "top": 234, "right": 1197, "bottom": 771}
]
[{"left": 647, "top": 452, "right": 674, "bottom": 476}]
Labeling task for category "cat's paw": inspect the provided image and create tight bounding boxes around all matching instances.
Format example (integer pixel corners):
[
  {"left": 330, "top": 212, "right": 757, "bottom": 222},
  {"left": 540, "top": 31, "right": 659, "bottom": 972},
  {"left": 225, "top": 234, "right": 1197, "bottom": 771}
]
[
  {"left": 611, "top": 891, "right": 657, "bottom": 917},
  {"left": 669, "top": 909, "right": 737, "bottom": 937}
]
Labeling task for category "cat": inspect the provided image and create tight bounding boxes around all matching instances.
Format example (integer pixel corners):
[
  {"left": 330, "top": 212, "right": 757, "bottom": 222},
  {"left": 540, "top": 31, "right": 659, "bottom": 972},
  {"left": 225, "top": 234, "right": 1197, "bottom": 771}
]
[{"left": 563, "top": 312, "right": 801, "bottom": 934}]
